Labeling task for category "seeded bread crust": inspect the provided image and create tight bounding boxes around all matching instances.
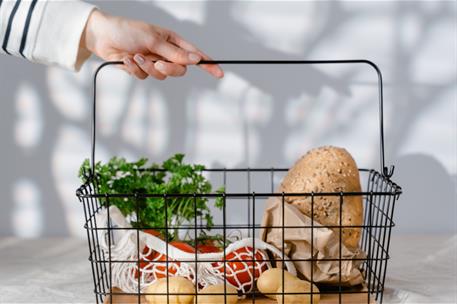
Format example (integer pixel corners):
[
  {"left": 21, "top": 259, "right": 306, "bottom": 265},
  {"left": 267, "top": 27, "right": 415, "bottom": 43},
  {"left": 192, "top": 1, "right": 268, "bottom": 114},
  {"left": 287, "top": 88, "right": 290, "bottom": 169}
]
[{"left": 280, "top": 146, "right": 363, "bottom": 250}]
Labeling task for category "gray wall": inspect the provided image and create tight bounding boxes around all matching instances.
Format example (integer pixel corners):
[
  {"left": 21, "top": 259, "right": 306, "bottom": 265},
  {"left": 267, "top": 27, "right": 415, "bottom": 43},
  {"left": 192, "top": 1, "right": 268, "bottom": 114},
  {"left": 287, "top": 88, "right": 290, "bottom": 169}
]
[{"left": 0, "top": 1, "right": 456, "bottom": 238}]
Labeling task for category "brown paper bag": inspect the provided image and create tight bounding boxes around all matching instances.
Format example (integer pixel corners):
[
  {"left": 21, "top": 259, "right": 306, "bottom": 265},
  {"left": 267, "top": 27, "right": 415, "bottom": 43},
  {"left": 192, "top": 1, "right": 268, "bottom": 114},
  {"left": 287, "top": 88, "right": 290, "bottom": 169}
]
[{"left": 260, "top": 197, "right": 365, "bottom": 286}]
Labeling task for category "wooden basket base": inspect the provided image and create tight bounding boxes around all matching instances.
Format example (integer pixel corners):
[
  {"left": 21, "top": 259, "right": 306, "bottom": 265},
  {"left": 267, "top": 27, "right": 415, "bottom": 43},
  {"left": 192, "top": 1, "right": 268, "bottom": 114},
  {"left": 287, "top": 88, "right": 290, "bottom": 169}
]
[{"left": 104, "top": 287, "right": 376, "bottom": 304}]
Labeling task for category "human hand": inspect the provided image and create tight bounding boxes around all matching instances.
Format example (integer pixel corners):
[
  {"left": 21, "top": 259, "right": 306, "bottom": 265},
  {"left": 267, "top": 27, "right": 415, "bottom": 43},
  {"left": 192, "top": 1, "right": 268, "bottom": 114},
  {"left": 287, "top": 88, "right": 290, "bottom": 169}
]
[{"left": 82, "top": 9, "right": 223, "bottom": 80}]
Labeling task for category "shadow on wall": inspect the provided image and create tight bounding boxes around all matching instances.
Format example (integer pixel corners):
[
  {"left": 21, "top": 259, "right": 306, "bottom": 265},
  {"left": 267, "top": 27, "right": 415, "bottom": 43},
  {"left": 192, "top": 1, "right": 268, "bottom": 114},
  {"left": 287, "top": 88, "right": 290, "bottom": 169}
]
[
  {"left": 0, "top": 1, "right": 455, "bottom": 237},
  {"left": 394, "top": 154, "right": 457, "bottom": 233}
]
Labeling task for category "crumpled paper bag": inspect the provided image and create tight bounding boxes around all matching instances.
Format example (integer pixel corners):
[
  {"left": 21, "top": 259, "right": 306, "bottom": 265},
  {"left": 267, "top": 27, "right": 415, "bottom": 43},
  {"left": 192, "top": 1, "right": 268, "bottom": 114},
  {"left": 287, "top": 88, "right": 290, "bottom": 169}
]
[{"left": 260, "top": 197, "right": 365, "bottom": 286}]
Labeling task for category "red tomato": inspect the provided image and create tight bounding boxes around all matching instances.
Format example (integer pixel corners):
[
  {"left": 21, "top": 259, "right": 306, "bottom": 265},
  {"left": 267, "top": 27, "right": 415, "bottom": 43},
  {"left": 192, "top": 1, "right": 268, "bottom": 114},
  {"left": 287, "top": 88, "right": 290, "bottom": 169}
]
[
  {"left": 143, "top": 229, "right": 162, "bottom": 238},
  {"left": 213, "top": 247, "right": 269, "bottom": 292},
  {"left": 197, "top": 244, "right": 221, "bottom": 253},
  {"left": 134, "top": 230, "right": 162, "bottom": 278},
  {"left": 151, "top": 241, "right": 195, "bottom": 279},
  {"left": 168, "top": 241, "right": 196, "bottom": 253}
]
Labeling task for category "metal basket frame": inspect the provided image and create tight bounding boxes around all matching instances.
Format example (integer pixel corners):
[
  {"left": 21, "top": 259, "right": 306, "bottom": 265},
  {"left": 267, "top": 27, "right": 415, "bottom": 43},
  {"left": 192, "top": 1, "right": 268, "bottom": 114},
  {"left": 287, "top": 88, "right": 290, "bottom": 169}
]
[{"left": 77, "top": 60, "right": 402, "bottom": 304}]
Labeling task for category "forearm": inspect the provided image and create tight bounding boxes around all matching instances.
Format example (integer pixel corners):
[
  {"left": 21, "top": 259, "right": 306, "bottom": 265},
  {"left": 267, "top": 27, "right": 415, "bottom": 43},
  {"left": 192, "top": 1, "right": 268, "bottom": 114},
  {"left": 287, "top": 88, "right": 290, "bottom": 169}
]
[{"left": 81, "top": 9, "right": 107, "bottom": 58}]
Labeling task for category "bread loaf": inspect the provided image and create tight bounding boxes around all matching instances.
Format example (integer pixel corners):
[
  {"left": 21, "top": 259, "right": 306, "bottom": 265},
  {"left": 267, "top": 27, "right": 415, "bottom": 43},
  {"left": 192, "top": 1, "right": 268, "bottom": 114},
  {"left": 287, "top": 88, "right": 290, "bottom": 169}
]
[{"left": 280, "top": 146, "right": 363, "bottom": 250}]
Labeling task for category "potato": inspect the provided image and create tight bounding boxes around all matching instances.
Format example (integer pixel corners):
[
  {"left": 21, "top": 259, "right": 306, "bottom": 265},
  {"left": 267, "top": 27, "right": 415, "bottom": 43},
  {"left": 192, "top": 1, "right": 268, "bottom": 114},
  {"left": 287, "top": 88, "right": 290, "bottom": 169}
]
[
  {"left": 257, "top": 268, "right": 298, "bottom": 299},
  {"left": 145, "top": 277, "right": 195, "bottom": 304},
  {"left": 276, "top": 279, "right": 320, "bottom": 304},
  {"left": 195, "top": 284, "right": 238, "bottom": 304}
]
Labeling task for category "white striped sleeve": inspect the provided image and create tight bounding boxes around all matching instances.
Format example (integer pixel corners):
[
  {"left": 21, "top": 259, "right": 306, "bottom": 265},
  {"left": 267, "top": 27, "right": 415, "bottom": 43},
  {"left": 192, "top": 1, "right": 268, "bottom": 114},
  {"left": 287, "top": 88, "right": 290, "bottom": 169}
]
[{"left": 0, "top": 0, "right": 96, "bottom": 71}]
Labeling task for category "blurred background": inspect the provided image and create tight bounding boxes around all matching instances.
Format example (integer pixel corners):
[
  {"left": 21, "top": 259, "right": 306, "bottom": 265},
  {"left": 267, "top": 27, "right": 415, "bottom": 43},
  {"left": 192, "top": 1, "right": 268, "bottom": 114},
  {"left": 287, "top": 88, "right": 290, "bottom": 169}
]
[{"left": 0, "top": 0, "right": 455, "bottom": 238}]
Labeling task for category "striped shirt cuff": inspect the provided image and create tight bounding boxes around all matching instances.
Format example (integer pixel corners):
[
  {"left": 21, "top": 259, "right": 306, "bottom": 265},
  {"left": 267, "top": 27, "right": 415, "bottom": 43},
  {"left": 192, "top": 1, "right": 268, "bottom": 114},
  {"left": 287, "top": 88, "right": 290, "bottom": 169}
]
[
  {"left": 33, "top": 1, "right": 96, "bottom": 71},
  {"left": 0, "top": 0, "right": 96, "bottom": 71}
]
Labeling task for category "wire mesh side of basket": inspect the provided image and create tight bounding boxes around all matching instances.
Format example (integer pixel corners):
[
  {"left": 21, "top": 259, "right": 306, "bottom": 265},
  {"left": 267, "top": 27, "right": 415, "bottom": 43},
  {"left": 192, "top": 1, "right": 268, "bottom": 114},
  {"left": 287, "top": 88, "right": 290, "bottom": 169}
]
[{"left": 77, "top": 168, "right": 401, "bottom": 304}]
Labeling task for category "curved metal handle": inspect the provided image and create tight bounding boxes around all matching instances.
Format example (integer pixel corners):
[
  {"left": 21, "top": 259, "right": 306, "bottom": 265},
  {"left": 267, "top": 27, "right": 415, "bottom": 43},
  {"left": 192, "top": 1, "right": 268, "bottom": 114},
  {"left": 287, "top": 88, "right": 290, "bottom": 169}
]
[{"left": 91, "top": 60, "right": 395, "bottom": 178}]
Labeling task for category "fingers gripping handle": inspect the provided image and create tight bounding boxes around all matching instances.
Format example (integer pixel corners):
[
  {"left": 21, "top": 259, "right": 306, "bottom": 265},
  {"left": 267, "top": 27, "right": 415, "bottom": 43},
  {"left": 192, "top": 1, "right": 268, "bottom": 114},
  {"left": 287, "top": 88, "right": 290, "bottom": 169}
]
[{"left": 91, "top": 60, "right": 395, "bottom": 178}]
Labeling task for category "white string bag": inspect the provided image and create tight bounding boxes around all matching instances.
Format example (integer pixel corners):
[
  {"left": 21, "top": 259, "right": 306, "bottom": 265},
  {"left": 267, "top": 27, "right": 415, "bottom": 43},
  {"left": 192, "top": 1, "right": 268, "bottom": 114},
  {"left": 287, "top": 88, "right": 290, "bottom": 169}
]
[{"left": 97, "top": 206, "right": 297, "bottom": 294}]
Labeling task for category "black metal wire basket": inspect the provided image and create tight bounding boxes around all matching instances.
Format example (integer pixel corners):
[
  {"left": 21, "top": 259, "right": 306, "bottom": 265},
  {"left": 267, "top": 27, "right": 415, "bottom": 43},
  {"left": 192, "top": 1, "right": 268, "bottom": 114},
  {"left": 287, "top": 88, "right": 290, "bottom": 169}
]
[{"left": 77, "top": 60, "right": 402, "bottom": 304}]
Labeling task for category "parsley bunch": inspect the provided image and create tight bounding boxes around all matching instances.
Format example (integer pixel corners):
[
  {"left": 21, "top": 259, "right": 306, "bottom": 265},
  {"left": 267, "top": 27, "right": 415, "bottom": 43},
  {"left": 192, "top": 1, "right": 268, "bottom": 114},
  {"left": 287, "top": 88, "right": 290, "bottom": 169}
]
[{"left": 79, "top": 154, "right": 224, "bottom": 240}]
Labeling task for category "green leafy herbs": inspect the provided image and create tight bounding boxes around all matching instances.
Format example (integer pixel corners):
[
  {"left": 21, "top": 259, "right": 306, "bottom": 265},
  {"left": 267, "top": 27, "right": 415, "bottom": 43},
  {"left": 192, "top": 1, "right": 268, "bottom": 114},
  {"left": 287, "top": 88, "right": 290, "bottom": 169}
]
[{"left": 79, "top": 154, "right": 225, "bottom": 241}]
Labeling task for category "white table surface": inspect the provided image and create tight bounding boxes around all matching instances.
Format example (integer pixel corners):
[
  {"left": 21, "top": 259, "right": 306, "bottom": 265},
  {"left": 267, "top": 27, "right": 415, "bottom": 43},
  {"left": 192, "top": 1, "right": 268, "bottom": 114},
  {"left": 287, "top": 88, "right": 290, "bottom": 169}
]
[{"left": 0, "top": 235, "right": 456, "bottom": 304}]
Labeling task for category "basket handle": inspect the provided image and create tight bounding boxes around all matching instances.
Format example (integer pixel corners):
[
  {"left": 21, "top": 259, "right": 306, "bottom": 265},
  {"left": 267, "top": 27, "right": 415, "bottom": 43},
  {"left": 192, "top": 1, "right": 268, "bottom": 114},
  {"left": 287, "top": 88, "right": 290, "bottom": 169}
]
[{"left": 91, "top": 60, "right": 395, "bottom": 178}]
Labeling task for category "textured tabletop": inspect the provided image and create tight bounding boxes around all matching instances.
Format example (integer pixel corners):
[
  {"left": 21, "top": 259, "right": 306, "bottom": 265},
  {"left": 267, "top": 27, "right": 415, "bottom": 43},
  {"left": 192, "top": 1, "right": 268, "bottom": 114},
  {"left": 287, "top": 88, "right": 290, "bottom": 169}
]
[{"left": 0, "top": 235, "right": 455, "bottom": 304}]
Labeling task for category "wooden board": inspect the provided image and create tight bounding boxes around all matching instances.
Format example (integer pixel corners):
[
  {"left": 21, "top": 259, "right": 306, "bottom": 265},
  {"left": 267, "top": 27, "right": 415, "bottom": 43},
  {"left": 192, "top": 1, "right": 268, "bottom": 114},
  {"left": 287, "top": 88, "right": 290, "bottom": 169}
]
[{"left": 104, "top": 288, "right": 376, "bottom": 304}]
